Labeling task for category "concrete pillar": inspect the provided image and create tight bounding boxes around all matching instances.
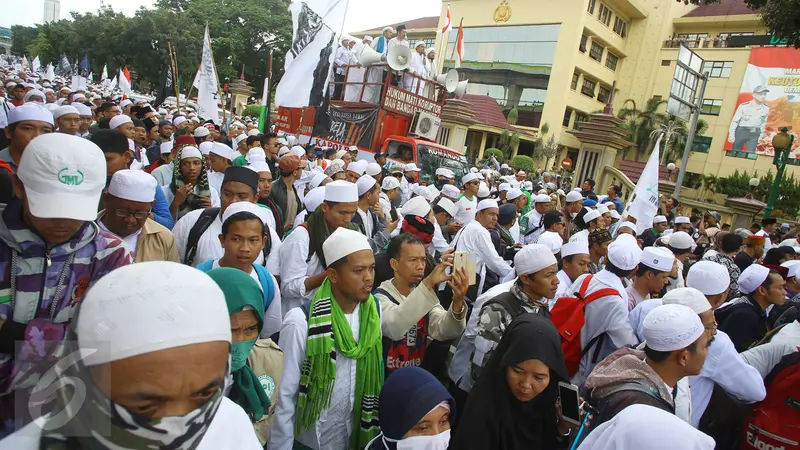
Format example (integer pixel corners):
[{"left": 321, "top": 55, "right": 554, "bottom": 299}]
[
  {"left": 476, "top": 132, "right": 488, "bottom": 161},
  {"left": 506, "top": 85, "right": 523, "bottom": 108}
]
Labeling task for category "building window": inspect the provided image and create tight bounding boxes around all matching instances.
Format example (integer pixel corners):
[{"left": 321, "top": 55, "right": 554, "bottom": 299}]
[
  {"left": 700, "top": 99, "right": 723, "bottom": 116},
  {"left": 597, "top": 85, "right": 611, "bottom": 103},
  {"left": 692, "top": 136, "right": 712, "bottom": 153},
  {"left": 661, "top": 60, "right": 671, "bottom": 66},
  {"left": 701, "top": 61, "right": 733, "bottom": 78},
  {"left": 606, "top": 52, "right": 618, "bottom": 71},
  {"left": 589, "top": 42, "right": 604, "bottom": 62},
  {"left": 652, "top": 95, "right": 663, "bottom": 101},
  {"left": 579, "top": 35, "right": 588, "bottom": 53},
  {"left": 613, "top": 17, "right": 627, "bottom": 38},
  {"left": 437, "top": 126, "right": 451, "bottom": 146},
  {"left": 581, "top": 78, "right": 596, "bottom": 98},
  {"left": 598, "top": 4, "right": 612, "bottom": 26},
  {"left": 574, "top": 112, "right": 589, "bottom": 129},
  {"left": 587, "top": 0, "right": 596, "bottom": 14},
  {"left": 563, "top": 108, "right": 572, "bottom": 127},
  {"left": 571, "top": 71, "right": 580, "bottom": 90},
  {"left": 677, "top": 33, "right": 708, "bottom": 48}
]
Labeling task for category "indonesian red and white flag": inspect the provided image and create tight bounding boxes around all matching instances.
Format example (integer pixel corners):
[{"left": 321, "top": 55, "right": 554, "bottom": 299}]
[
  {"left": 455, "top": 20, "right": 465, "bottom": 68},
  {"left": 439, "top": 5, "right": 452, "bottom": 34},
  {"left": 119, "top": 66, "right": 132, "bottom": 94}
]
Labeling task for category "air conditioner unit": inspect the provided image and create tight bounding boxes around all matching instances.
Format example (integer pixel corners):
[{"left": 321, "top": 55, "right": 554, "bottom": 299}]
[{"left": 409, "top": 111, "right": 441, "bottom": 142}]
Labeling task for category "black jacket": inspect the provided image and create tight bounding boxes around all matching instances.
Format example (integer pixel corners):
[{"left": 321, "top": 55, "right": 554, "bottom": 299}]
[
  {"left": 270, "top": 178, "right": 300, "bottom": 228},
  {"left": 716, "top": 295, "right": 770, "bottom": 352}
]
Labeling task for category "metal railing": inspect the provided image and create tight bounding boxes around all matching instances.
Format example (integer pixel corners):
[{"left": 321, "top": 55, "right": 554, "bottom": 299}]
[
  {"left": 663, "top": 37, "right": 732, "bottom": 49},
  {"left": 328, "top": 63, "right": 447, "bottom": 107}
]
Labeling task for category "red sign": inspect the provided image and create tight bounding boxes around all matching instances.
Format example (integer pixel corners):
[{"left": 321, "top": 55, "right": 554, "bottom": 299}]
[
  {"left": 561, "top": 158, "right": 573, "bottom": 169},
  {"left": 275, "top": 106, "right": 316, "bottom": 136}
]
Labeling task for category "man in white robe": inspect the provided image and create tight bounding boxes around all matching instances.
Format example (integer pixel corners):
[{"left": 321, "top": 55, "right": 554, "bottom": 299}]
[{"left": 405, "top": 41, "right": 427, "bottom": 94}]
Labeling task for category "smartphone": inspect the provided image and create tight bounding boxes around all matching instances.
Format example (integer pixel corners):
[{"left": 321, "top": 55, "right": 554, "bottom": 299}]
[
  {"left": 453, "top": 250, "right": 476, "bottom": 285},
  {"left": 558, "top": 381, "right": 581, "bottom": 426}
]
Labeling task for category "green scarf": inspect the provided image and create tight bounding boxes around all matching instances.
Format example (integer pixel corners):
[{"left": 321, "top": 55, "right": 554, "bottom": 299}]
[
  {"left": 295, "top": 278, "right": 383, "bottom": 450},
  {"left": 207, "top": 268, "right": 271, "bottom": 421},
  {"left": 170, "top": 145, "right": 212, "bottom": 220},
  {"left": 306, "top": 207, "right": 360, "bottom": 268}
]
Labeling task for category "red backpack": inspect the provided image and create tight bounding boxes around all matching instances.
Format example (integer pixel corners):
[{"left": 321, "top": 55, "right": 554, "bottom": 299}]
[
  {"left": 550, "top": 274, "right": 619, "bottom": 377},
  {"left": 741, "top": 352, "right": 800, "bottom": 450}
]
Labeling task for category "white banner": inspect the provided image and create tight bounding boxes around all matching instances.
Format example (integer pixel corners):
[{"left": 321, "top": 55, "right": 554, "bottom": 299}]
[
  {"left": 197, "top": 25, "right": 220, "bottom": 124},
  {"left": 275, "top": 0, "right": 348, "bottom": 108},
  {"left": 627, "top": 135, "right": 662, "bottom": 235},
  {"left": 101, "top": 64, "right": 108, "bottom": 81},
  {"left": 109, "top": 76, "right": 118, "bottom": 91},
  {"left": 44, "top": 63, "right": 55, "bottom": 80},
  {"left": 31, "top": 56, "right": 41, "bottom": 74}
]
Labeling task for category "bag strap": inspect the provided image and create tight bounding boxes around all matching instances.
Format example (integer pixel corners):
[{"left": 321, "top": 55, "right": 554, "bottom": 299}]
[
  {"left": 374, "top": 287, "right": 399, "bottom": 306},
  {"left": 184, "top": 207, "right": 220, "bottom": 266},
  {"left": 254, "top": 265, "right": 275, "bottom": 313}
]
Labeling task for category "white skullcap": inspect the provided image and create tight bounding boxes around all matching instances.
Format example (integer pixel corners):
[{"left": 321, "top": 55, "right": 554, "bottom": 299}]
[
  {"left": 366, "top": 162, "right": 382, "bottom": 176},
  {"left": 441, "top": 184, "right": 460, "bottom": 198},
  {"left": 640, "top": 247, "right": 674, "bottom": 272},
  {"left": 404, "top": 162, "right": 421, "bottom": 172},
  {"left": 573, "top": 187, "right": 582, "bottom": 192},
  {"left": 173, "top": 116, "right": 187, "bottom": 127},
  {"left": 561, "top": 241, "right": 589, "bottom": 257},
  {"left": 608, "top": 234, "right": 643, "bottom": 271},
  {"left": 400, "top": 196, "right": 432, "bottom": 218},
  {"left": 477, "top": 182, "right": 490, "bottom": 198},
  {"left": 516, "top": 170, "right": 526, "bottom": 176},
  {"left": 687, "top": 261, "right": 730, "bottom": 296},
  {"left": 364, "top": 35, "right": 374, "bottom": 42},
  {"left": 515, "top": 244, "right": 557, "bottom": 276},
  {"left": 415, "top": 41, "right": 426, "bottom": 48},
  {"left": 73, "top": 103, "right": 92, "bottom": 116},
  {"left": 412, "top": 184, "right": 434, "bottom": 202},
  {"left": 347, "top": 145, "right": 358, "bottom": 151},
  {"left": 221, "top": 201, "right": 269, "bottom": 225},
  {"left": 310, "top": 172, "right": 328, "bottom": 190},
  {"left": 780, "top": 238, "right": 798, "bottom": 247},
  {"left": 323, "top": 227, "right": 371, "bottom": 266},
  {"left": 210, "top": 143, "right": 233, "bottom": 160},
  {"left": 584, "top": 209, "right": 601, "bottom": 223},
  {"left": 653, "top": 215, "right": 667, "bottom": 224},
  {"left": 597, "top": 204, "right": 609, "bottom": 215},
  {"left": 462, "top": 172, "right": 480, "bottom": 185},
  {"left": 324, "top": 180, "right": 358, "bottom": 203},
  {"left": 535, "top": 194, "right": 552, "bottom": 203},
  {"left": 77, "top": 261, "right": 230, "bottom": 366},
  {"left": 437, "top": 197, "right": 458, "bottom": 218},
  {"left": 8, "top": 103, "right": 54, "bottom": 125},
  {"left": 109, "top": 114, "right": 132, "bottom": 129},
  {"left": 52, "top": 105, "right": 79, "bottom": 119},
  {"left": 643, "top": 304, "right": 705, "bottom": 352},
  {"left": 609, "top": 210, "right": 621, "bottom": 220},
  {"left": 108, "top": 169, "right": 157, "bottom": 203},
  {"left": 538, "top": 231, "right": 564, "bottom": 255},
  {"left": 471, "top": 167, "right": 479, "bottom": 173},
  {"left": 662, "top": 288, "right": 712, "bottom": 314},
  {"left": 198, "top": 141, "right": 214, "bottom": 156},
  {"left": 277, "top": 145, "right": 290, "bottom": 157},
  {"left": 786, "top": 262, "right": 800, "bottom": 280},
  {"left": 506, "top": 188, "right": 523, "bottom": 201},
  {"left": 617, "top": 221, "right": 636, "bottom": 232},
  {"left": 290, "top": 145, "right": 305, "bottom": 158},
  {"left": 348, "top": 159, "right": 368, "bottom": 176},
  {"left": 441, "top": 168, "right": 455, "bottom": 179},
  {"left": 357, "top": 174, "right": 377, "bottom": 196},
  {"left": 247, "top": 128, "right": 260, "bottom": 137},
  {"left": 498, "top": 183, "right": 511, "bottom": 192},
  {"left": 56, "top": 98, "right": 67, "bottom": 106},
  {"left": 477, "top": 199, "right": 498, "bottom": 212},
  {"left": 181, "top": 146, "right": 202, "bottom": 160},
  {"left": 427, "top": 185, "right": 440, "bottom": 199},
  {"left": 566, "top": 191, "right": 583, "bottom": 203},
  {"left": 246, "top": 147, "right": 267, "bottom": 163},
  {"left": 675, "top": 216, "right": 691, "bottom": 224},
  {"left": 737, "top": 264, "right": 770, "bottom": 294},
  {"left": 667, "top": 231, "right": 694, "bottom": 250},
  {"left": 304, "top": 186, "right": 326, "bottom": 212},
  {"left": 119, "top": 99, "right": 133, "bottom": 108},
  {"left": 435, "top": 168, "right": 447, "bottom": 177},
  {"left": 383, "top": 26, "right": 394, "bottom": 32},
  {"left": 194, "top": 126, "right": 210, "bottom": 137},
  {"left": 557, "top": 189, "right": 566, "bottom": 196},
  {"left": 382, "top": 176, "right": 401, "bottom": 191}
]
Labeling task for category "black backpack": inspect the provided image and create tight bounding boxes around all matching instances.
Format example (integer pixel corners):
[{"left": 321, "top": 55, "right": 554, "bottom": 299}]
[{"left": 184, "top": 207, "right": 272, "bottom": 266}]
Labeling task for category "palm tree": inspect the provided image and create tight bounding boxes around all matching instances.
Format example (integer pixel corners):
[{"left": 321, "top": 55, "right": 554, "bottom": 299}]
[
  {"left": 617, "top": 98, "right": 668, "bottom": 157},
  {"left": 656, "top": 115, "right": 710, "bottom": 165},
  {"left": 651, "top": 117, "right": 687, "bottom": 164}
]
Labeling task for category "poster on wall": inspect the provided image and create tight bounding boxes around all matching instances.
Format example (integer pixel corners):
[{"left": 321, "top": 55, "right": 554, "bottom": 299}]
[
  {"left": 725, "top": 47, "right": 800, "bottom": 157},
  {"left": 312, "top": 104, "right": 379, "bottom": 150}
]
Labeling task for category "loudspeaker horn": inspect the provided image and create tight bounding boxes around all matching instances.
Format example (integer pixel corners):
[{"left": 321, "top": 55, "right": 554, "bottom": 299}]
[
  {"left": 387, "top": 45, "right": 412, "bottom": 71},
  {"left": 358, "top": 46, "right": 383, "bottom": 66},
  {"left": 436, "top": 74, "right": 448, "bottom": 85},
  {"left": 454, "top": 80, "right": 469, "bottom": 99},
  {"left": 444, "top": 69, "right": 460, "bottom": 93}
]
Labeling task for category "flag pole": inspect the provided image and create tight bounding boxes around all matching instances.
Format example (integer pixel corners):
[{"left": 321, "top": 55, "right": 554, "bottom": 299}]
[
  {"left": 168, "top": 41, "right": 181, "bottom": 112},
  {"left": 259, "top": 50, "right": 273, "bottom": 133},
  {"left": 205, "top": 22, "right": 227, "bottom": 129},
  {"left": 449, "top": 18, "right": 463, "bottom": 62},
  {"left": 437, "top": 3, "right": 450, "bottom": 70}
]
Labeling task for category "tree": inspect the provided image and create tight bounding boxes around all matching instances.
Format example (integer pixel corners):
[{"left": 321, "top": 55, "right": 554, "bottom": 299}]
[
  {"left": 617, "top": 97, "right": 668, "bottom": 157},
  {"left": 511, "top": 155, "right": 535, "bottom": 172},
  {"left": 650, "top": 115, "right": 709, "bottom": 164},
  {"left": 700, "top": 0, "right": 800, "bottom": 47},
  {"left": 10, "top": 25, "right": 38, "bottom": 56}
]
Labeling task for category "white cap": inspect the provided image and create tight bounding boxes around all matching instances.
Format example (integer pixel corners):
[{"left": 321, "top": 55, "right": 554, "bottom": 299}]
[
  {"left": 247, "top": 129, "right": 260, "bottom": 137},
  {"left": 303, "top": 187, "right": 326, "bottom": 212},
  {"left": 538, "top": 231, "right": 564, "bottom": 255},
  {"left": 194, "top": 127, "right": 210, "bottom": 137},
  {"left": 643, "top": 304, "right": 705, "bottom": 352},
  {"left": 8, "top": 103, "right": 55, "bottom": 125},
  {"left": 381, "top": 176, "right": 400, "bottom": 191},
  {"left": 198, "top": 141, "right": 214, "bottom": 156},
  {"left": 400, "top": 196, "right": 432, "bottom": 218},
  {"left": 597, "top": 204, "right": 609, "bottom": 215},
  {"left": 640, "top": 247, "right": 674, "bottom": 272},
  {"left": 73, "top": 103, "right": 92, "bottom": 116},
  {"left": 584, "top": 209, "right": 601, "bottom": 223},
  {"left": 324, "top": 180, "right": 358, "bottom": 203},
  {"left": 107, "top": 169, "right": 157, "bottom": 203},
  {"left": 323, "top": 227, "right": 371, "bottom": 266},
  {"left": 246, "top": 147, "right": 267, "bottom": 163},
  {"left": 310, "top": 172, "right": 328, "bottom": 190},
  {"left": 412, "top": 184, "right": 434, "bottom": 202},
  {"left": 609, "top": 210, "right": 621, "bottom": 220},
  {"left": 667, "top": 231, "right": 694, "bottom": 250},
  {"left": 534, "top": 194, "right": 552, "bottom": 203},
  {"left": 786, "top": 262, "right": 800, "bottom": 280},
  {"left": 617, "top": 221, "right": 636, "bottom": 233},
  {"left": 18, "top": 134, "right": 106, "bottom": 221},
  {"left": 427, "top": 185, "right": 440, "bottom": 199},
  {"left": 357, "top": 174, "right": 377, "bottom": 196},
  {"left": 221, "top": 201, "right": 269, "bottom": 225},
  {"left": 477, "top": 199, "right": 498, "bottom": 212},
  {"left": 470, "top": 167, "right": 478, "bottom": 173},
  {"left": 366, "top": 162, "right": 382, "bottom": 176},
  {"left": 277, "top": 145, "right": 290, "bottom": 157},
  {"left": 498, "top": 183, "right": 511, "bottom": 192},
  {"left": 160, "top": 142, "right": 174, "bottom": 155},
  {"left": 78, "top": 262, "right": 230, "bottom": 366},
  {"left": 686, "top": 261, "right": 730, "bottom": 296},
  {"left": 348, "top": 159, "right": 368, "bottom": 176},
  {"left": 53, "top": 105, "right": 79, "bottom": 119},
  {"left": 290, "top": 145, "right": 305, "bottom": 158},
  {"left": 653, "top": 215, "right": 667, "bottom": 224},
  {"left": 506, "top": 188, "right": 523, "bottom": 201},
  {"left": 738, "top": 264, "right": 770, "bottom": 294},
  {"left": 437, "top": 197, "right": 458, "bottom": 218},
  {"left": 109, "top": 114, "right": 132, "bottom": 129},
  {"left": 441, "top": 168, "right": 455, "bottom": 179},
  {"left": 173, "top": 116, "right": 187, "bottom": 127},
  {"left": 364, "top": 35, "right": 374, "bottom": 42},
  {"left": 566, "top": 191, "right": 583, "bottom": 203},
  {"left": 662, "top": 288, "right": 712, "bottom": 314},
  {"left": 210, "top": 143, "right": 233, "bottom": 160},
  {"left": 119, "top": 99, "right": 133, "bottom": 108},
  {"left": 181, "top": 146, "right": 203, "bottom": 160},
  {"left": 462, "top": 172, "right": 480, "bottom": 185},
  {"left": 607, "top": 234, "right": 643, "bottom": 271},
  {"left": 441, "top": 184, "right": 460, "bottom": 198},
  {"left": 405, "top": 162, "right": 421, "bottom": 172},
  {"left": 561, "top": 241, "right": 589, "bottom": 257},
  {"left": 477, "top": 182, "right": 490, "bottom": 198},
  {"left": 675, "top": 216, "right": 691, "bottom": 224},
  {"left": 515, "top": 244, "right": 557, "bottom": 276}
]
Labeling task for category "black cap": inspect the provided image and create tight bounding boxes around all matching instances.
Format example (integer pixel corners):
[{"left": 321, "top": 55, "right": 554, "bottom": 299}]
[
  {"left": 396, "top": 24, "right": 406, "bottom": 32},
  {"left": 222, "top": 166, "right": 260, "bottom": 194}
]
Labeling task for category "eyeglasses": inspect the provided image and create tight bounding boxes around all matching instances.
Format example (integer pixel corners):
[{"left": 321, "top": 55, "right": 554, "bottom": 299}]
[{"left": 112, "top": 208, "right": 151, "bottom": 220}]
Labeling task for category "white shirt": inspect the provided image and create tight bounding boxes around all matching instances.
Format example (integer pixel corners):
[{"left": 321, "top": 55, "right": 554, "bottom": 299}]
[
  {"left": 210, "top": 259, "right": 283, "bottom": 339},
  {"left": 521, "top": 209, "right": 544, "bottom": 244},
  {"left": 628, "top": 298, "right": 662, "bottom": 343},
  {"left": 161, "top": 184, "right": 221, "bottom": 210},
  {"left": 97, "top": 219, "right": 141, "bottom": 256},
  {"left": 550, "top": 269, "right": 574, "bottom": 309},
  {"left": 452, "top": 221, "right": 513, "bottom": 295},
  {"left": 357, "top": 208, "right": 374, "bottom": 237},
  {"left": 454, "top": 195, "right": 477, "bottom": 225},
  {"left": 151, "top": 161, "right": 174, "bottom": 186},
  {"left": 431, "top": 222, "right": 450, "bottom": 254},
  {"left": 208, "top": 171, "right": 225, "bottom": 194},
  {"left": 278, "top": 225, "right": 324, "bottom": 317},
  {"left": 293, "top": 210, "right": 308, "bottom": 229},
  {"left": 334, "top": 46, "right": 351, "bottom": 75}
]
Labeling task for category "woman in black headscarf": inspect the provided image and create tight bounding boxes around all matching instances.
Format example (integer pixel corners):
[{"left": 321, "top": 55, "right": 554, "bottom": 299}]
[{"left": 449, "top": 314, "right": 574, "bottom": 450}]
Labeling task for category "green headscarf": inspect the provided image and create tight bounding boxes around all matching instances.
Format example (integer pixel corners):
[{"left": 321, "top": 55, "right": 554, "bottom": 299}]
[{"left": 207, "top": 268, "right": 271, "bottom": 421}]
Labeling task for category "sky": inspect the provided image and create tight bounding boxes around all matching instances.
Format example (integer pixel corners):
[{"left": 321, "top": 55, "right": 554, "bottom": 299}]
[{"left": 0, "top": 0, "right": 442, "bottom": 34}]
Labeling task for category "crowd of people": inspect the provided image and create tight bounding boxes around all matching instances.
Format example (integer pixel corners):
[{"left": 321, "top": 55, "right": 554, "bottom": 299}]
[{"left": 0, "top": 62, "right": 799, "bottom": 450}]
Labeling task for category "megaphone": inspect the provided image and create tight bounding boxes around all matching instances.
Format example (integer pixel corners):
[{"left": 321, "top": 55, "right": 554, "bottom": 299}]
[
  {"left": 387, "top": 45, "right": 412, "bottom": 71},
  {"left": 454, "top": 80, "right": 469, "bottom": 99},
  {"left": 436, "top": 74, "right": 448, "bottom": 85},
  {"left": 445, "top": 69, "right": 460, "bottom": 93},
  {"left": 358, "top": 46, "right": 383, "bottom": 66}
]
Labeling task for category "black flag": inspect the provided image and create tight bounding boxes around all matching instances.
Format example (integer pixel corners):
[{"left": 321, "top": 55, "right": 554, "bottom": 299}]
[{"left": 154, "top": 62, "right": 174, "bottom": 108}]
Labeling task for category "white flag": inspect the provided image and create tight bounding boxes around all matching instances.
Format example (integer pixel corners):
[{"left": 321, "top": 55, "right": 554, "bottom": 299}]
[
  {"left": 275, "top": 0, "right": 349, "bottom": 108},
  {"left": 45, "top": 63, "right": 55, "bottom": 80},
  {"left": 109, "top": 75, "right": 118, "bottom": 91},
  {"left": 197, "top": 25, "right": 220, "bottom": 124},
  {"left": 192, "top": 64, "right": 201, "bottom": 89},
  {"left": 31, "top": 56, "right": 41, "bottom": 74},
  {"left": 119, "top": 67, "right": 132, "bottom": 94},
  {"left": 101, "top": 64, "right": 108, "bottom": 81},
  {"left": 627, "top": 135, "right": 662, "bottom": 235}
]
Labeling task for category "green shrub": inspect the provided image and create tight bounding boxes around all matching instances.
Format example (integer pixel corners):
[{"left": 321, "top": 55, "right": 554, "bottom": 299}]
[
  {"left": 511, "top": 155, "right": 535, "bottom": 172},
  {"left": 485, "top": 148, "right": 504, "bottom": 160}
]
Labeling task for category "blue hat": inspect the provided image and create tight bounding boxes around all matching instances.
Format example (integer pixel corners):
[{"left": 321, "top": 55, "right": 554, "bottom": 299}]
[
  {"left": 315, "top": 150, "right": 323, "bottom": 157},
  {"left": 583, "top": 198, "right": 597, "bottom": 207},
  {"left": 379, "top": 367, "right": 455, "bottom": 441}
]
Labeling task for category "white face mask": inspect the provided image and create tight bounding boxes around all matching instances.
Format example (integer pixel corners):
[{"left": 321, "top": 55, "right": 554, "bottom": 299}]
[{"left": 383, "top": 429, "right": 451, "bottom": 450}]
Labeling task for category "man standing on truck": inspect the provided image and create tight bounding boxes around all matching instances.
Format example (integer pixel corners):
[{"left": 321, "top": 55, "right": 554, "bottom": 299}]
[{"left": 333, "top": 37, "right": 352, "bottom": 100}]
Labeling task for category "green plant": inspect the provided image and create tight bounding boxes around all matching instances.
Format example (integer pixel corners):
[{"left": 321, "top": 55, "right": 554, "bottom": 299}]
[
  {"left": 485, "top": 148, "right": 504, "bottom": 160},
  {"left": 242, "top": 105, "right": 264, "bottom": 117},
  {"left": 714, "top": 169, "right": 800, "bottom": 219},
  {"left": 511, "top": 155, "right": 535, "bottom": 172}
]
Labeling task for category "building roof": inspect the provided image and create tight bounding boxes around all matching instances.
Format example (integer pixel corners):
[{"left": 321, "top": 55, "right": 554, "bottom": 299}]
[
  {"left": 683, "top": 0, "right": 756, "bottom": 18},
  {"left": 461, "top": 94, "right": 510, "bottom": 130},
  {"left": 354, "top": 16, "right": 439, "bottom": 35},
  {"left": 618, "top": 159, "right": 672, "bottom": 184}
]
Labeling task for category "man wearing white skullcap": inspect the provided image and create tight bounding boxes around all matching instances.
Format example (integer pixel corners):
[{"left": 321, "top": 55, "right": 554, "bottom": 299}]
[
  {"left": 686, "top": 260, "right": 731, "bottom": 309},
  {"left": 293, "top": 186, "right": 326, "bottom": 228},
  {"left": 454, "top": 172, "right": 481, "bottom": 224},
  {"left": 53, "top": 105, "right": 81, "bottom": 135},
  {"left": 99, "top": 169, "right": 178, "bottom": 262},
  {"left": 640, "top": 215, "right": 669, "bottom": 247},
  {"left": 586, "top": 304, "right": 709, "bottom": 427},
  {"left": 1, "top": 103, "right": 55, "bottom": 170},
  {"left": 716, "top": 264, "right": 786, "bottom": 352},
  {"left": 353, "top": 174, "right": 391, "bottom": 250},
  {"left": 110, "top": 114, "right": 135, "bottom": 140},
  {"left": 674, "top": 216, "right": 692, "bottom": 233},
  {"left": 662, "top": 231, "right": 695, "bottom": 293},
  {"left": 379, "top": 175, "right": 401, "bottom": 220},
  {"left": 626, "top": 247, "right": 674, "bottom": 311},
  {"left": 346, "top": 159, "right": 368, "bottom": 183},
  {"left": 551, "top": 241, "right": 591, "bottom": 307},
  {"left": 570, "top": 234, "right": 641, "bottom": 386},
  {"left": 537, "top": 210, "right": 566, "bottom": 255},
  {"left": 73, "top": 102, "right": 93, "bottom": 137},
  {"left": 450, "top": 244, "right": 558, "bottom": 394},
  {"left": 520, "top": 193, "right": 553, "bottom": 244},
  {"left": 561, "top": 190, "right": 584, "bottom": 241}
]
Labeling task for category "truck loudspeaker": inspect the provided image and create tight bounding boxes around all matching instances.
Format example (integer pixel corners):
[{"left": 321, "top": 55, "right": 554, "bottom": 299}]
[{"left": 387, "top": 45, "right": 412, "bottom": 71}]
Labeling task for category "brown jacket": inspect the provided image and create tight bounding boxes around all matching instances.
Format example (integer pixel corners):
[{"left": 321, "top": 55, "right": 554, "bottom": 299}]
[{"left": 247, "top": 338, "right": 283, "bottom": 445}]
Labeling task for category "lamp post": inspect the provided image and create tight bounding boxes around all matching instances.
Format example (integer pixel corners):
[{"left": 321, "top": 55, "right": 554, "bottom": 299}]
[
  {"left": 764, "top": 127, "right": 794, "bottom": 218},
  {"left": 746, "top": 177, "right": 760, "bottom": 200},
  {"left": 666, "top": 163, "right": 676, "bottom": 181}
]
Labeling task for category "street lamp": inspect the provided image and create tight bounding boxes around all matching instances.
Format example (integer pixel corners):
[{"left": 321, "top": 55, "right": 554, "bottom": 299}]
[
  {"left": 666, "top": 163, "right": 676, "bottom": 181},
  {"left": 764, "top": 127, "right": 794, "bottom": 218},
  {"left": 746, "top": 177, "right": 760, "bottom": 200}
]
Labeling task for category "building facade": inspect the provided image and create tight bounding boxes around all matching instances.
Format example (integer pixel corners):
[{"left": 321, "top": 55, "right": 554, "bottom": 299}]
[{"left": 44, "top": 0, "right": 61, "bottom": 24}]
